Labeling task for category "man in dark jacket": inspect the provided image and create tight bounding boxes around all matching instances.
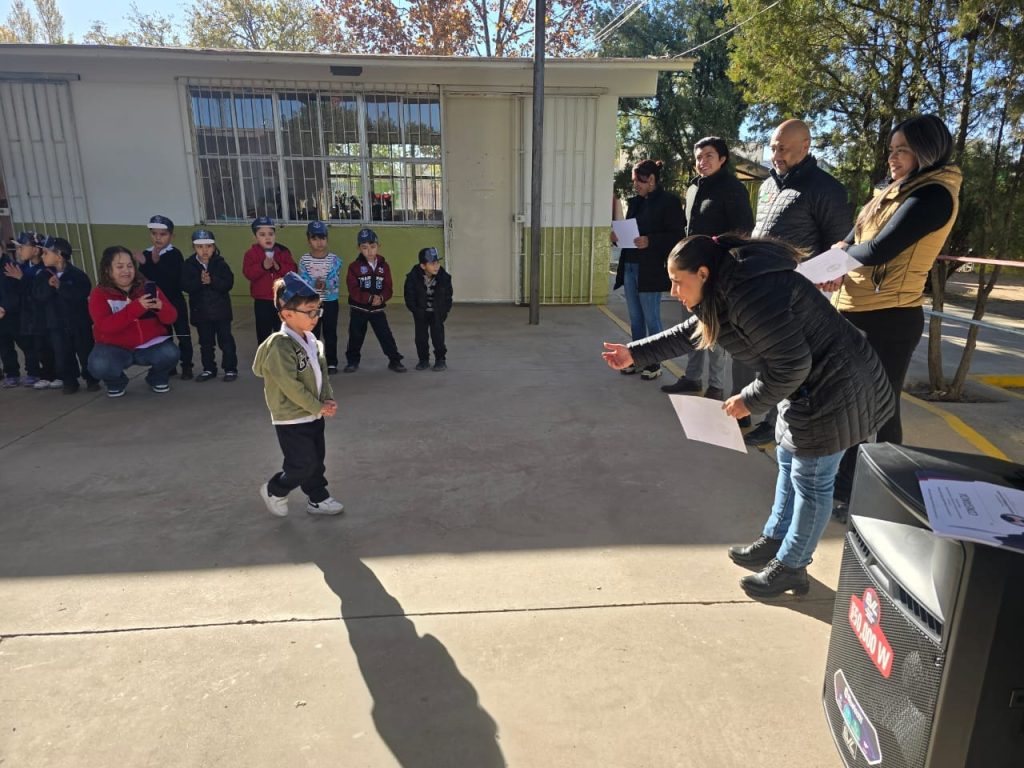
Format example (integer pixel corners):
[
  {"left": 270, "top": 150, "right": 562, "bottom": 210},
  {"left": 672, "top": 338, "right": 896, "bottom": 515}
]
[
  {"left": 739, "top": 119, "right": 853, "bottom": 445},
  {"left": 662, "top": 137, "right": 754, "bottom": 399}
]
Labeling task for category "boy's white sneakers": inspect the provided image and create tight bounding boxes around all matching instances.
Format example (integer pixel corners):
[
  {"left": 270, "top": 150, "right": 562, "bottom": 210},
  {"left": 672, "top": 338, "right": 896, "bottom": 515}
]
[
  {"left": 259, "top": 484, "right": 289, "bottom": 517},
  {"left": 307, "top": 496, "right": 344, "bottom": 516}
]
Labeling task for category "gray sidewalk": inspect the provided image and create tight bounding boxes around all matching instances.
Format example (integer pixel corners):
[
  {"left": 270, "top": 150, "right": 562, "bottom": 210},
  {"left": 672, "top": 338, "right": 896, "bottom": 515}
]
[{"left": 0, "top": 303, "right": 1019, "bottom": 767}]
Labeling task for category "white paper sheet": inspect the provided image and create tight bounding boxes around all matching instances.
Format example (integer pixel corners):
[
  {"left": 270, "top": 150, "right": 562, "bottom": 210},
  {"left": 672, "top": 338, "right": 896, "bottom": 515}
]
[
  {"left": 611, "top": 218, "right": 641, "bottom": 248},
  {"left": 795, "top": 247, "right": 861, "bottom": 284},
  {"left": 919, "top": 475, "right": 1024, "bottom": 553},
  {"left": 668, "top": 394, "right": 748, "bottom": 454}
]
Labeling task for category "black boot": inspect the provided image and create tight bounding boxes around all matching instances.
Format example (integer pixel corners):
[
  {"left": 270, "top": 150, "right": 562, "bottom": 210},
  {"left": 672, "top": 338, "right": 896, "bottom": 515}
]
[
  {"left": 740, "top": 558, "right": 809, "bottom": 597},
  {"left": 728, "top": 535, "right": 782, "bottom": 568},
  {"left": 660, "top": 377, "right": 701, "bottom": 394}
]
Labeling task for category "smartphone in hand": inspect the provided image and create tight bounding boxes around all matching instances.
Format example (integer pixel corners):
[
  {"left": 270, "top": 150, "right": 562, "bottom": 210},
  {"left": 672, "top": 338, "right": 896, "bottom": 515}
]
[{"left": 144, "top": 281, "right": 157, "bottom": 298}]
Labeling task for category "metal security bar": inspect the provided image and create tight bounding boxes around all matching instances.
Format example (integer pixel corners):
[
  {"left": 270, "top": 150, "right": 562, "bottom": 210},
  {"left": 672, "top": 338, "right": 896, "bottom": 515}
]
[
  {"left": 184, "top": 79, "right": 442, "bottom": 226},
  {"left": 0, "top": 79, "right": 97, "bottom": 278}
]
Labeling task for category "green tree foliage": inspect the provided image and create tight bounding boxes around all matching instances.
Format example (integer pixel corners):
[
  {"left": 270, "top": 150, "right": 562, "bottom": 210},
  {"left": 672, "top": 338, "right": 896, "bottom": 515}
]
[
  {"left": 187, "top": 0, "right": 328, "bottom": 51},
  {"left": 595, "top": 0, "right": 747, "bottom": 195},
  {"left": 2, "top": 0, "right": 43, "bottom": 42},
  {"left": 84, "top": 3, "right": 181, "bottom": 47}
]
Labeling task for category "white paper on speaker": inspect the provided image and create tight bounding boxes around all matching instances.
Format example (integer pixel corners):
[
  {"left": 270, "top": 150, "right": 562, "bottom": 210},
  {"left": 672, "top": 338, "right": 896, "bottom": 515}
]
[
  {"left": 611, "top": 218, "right": 641, "bottom": 248},
  {"left": 918, "top": 475, "right": 1024, "bottom": 553},
  {"left": 795, "top": 248, "right": 861, "bottom": 283},
  {"left": 668, "top": 394, "right": 748, "bottom": 454}
]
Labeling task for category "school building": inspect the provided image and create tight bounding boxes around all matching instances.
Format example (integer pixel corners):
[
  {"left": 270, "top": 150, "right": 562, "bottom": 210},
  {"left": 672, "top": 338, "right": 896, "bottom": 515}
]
[{"left": 0, "top": 44, "right": 691, "bottom": 304}]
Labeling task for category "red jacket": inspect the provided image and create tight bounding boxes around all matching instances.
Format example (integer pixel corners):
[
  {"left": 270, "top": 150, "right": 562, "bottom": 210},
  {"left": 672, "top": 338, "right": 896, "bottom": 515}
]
[
  {"left": 89, "top": 283, "right": 178, "bottom": 350},
  {"left": 346, "top": 254, "right": 393, "bottom": 311},
  {"left": 242, "top": 244, "right": 297, "bottom": 300}
]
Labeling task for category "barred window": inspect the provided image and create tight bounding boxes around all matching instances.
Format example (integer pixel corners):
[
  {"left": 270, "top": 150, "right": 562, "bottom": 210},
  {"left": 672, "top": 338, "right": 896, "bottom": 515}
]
[{"left": 188, "top": 84, "right": 442, "bottom": 224}]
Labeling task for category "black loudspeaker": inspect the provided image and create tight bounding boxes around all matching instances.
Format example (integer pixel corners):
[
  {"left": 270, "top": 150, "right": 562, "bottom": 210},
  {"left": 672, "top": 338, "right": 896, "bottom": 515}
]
[{"left": 822, "top": 443, "right": 1024, "bottom": 768}]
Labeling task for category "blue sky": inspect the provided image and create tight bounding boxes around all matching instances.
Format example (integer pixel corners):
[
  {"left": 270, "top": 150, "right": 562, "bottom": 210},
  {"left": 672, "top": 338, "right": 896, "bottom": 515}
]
[{"left": 2, "top": 0, "right": 173, "bottom": 38}]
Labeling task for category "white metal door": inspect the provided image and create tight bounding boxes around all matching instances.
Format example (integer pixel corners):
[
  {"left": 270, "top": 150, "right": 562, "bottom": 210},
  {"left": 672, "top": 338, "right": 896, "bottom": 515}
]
[
  {"left": 443, "top": 95, "right": 515, "bottom": 302},
  {"left": 0, "top": 79, "right": 96, "bottom": 277}
]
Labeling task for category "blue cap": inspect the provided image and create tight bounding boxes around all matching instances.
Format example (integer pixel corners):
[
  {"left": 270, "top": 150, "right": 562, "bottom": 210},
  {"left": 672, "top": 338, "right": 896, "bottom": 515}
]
[
  {"left": 147, "top": 215, "right": 174, "bottom": 231},
  {"left": 418, "top": 247, "right": 440, "bottom": 264},
  {"left": 191, "top": 229, "right": 216, "bottom": 245},
  {"left": 280, "top": 272, "right": 318, "bottom": 302},
  {"left": 306, "top": 220, "right": 328, "bottom": 237},
  {"left": 11, "top": 231, "right": 40, "bottom": 247},
  {"left": 251, "top": 216, "right": 275, "bottom": 233},
  {"left": 357, "top": 228, "right": 378, "bottom": 245},
  {"left": 41, "top": 236, "right": 73, "bottom": 259}
]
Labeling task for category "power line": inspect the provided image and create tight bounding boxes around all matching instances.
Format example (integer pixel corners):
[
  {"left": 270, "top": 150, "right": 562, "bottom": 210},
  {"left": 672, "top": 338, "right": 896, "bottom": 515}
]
[
  {"left": 589, "top": 0, "right": 649, "bottom": 48},
  {"left": 671, "top": 0, "right": 785, "bottom": 58}
]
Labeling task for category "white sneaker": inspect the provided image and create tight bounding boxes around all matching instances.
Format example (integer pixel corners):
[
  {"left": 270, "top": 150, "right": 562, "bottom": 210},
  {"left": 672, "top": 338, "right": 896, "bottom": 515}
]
[
  {"left": 259, "top": 484, "right": 289, "bottom": 517},
  {"left": 33, "top": 379, "right": 51, "bottom": 390},
  {"left": 48, "top": 379, "right": 64, "bottom": 389},
  {"left": 306, "top": 496, "right": 344, "bottom": 516}
]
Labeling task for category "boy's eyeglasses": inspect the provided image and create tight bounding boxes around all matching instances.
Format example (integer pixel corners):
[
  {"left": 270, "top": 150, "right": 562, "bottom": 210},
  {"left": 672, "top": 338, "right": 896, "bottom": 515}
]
[{"left": 288, "top": 307, "right": 324, "bottom": 319}]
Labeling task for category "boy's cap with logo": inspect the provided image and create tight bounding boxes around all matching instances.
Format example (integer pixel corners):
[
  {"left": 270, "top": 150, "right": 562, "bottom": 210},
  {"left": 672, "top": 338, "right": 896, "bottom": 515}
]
[
  {"left": 251, "top": 216, "right": 276, "bottom": 233},
  {"left": 306, "top": 220, "right": 329, "bottom": 237},
  {"left": 147, "top": 215, "right": 174, "bottom": 231},
  {"left": 357, "top": 228, "right": 378, "bottom": 245},
  {"left": 41, "top": 236, "right": 73, "bottom": 259},
  {"left": 11, "top": 231, "right": 41, "bottom": 247},
  {"left": 191, "top": 229, "right": 216, "bottom": 245},
  {"left": 418, "top": 247, "right": 441, "bottom": 264},
  {"left": 281, "top": 272, "right": 319, "bottom": 302}
]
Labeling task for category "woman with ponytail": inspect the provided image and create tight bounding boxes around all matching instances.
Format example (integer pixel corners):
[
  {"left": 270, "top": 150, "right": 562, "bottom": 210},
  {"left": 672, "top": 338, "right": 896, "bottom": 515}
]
[{"left": 602, "top": 234, "right": 894, "bottom": 597}]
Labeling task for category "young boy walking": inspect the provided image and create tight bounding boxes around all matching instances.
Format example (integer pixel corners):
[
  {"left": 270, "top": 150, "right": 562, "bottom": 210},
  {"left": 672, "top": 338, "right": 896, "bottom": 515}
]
[
  {"left": 252, "top": 272, "right": 343, "bottom": 517},
  {"left": 403, "top": 247, "right": 453, "bottom": 371},
  {"left": 138, "top": 215, "right": 193, "bottom": 378},
  {"left": 298, "top": 220, "right": 343, "bottom": 373},
  {"left": 242, "top": 216, "right": 297, "bottom": 344},
  {"left": 181, "top": 229, "right": 238, "bottom": 382},
  {"left": 343, "top": 228, "right": 405, "bottom": 373}
]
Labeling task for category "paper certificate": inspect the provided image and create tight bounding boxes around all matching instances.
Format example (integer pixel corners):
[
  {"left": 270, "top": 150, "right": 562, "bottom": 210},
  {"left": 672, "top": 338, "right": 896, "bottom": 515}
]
[
  {"left": 918, "top": 474, "right": 1024, "bottom": 553},
  {"left": 795, "top": 248, "right": 861, "bottom": 284},
  {"left": 668, "top": 394, "right": 748, "bottom": 453},
  {"left": 611, "top": 218, "right": 641, "bottom": 248}
]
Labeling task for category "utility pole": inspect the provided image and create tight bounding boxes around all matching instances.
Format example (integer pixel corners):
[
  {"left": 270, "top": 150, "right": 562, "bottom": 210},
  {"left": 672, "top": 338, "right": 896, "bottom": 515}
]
[{"left": 529, "top": 0, "right": 545, "bottom": 324}]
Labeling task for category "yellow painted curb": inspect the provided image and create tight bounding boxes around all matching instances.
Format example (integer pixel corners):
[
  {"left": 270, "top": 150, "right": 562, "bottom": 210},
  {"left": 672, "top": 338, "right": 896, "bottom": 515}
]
[
  {"left": 972, "top": 374, "right": 1024, "bottom": 388},
  {"left": 902, "top": 393, "right": 1009, "bottom": 460},
  {"left": 596, "top": 305, "right": 685, "bottom": 378}
]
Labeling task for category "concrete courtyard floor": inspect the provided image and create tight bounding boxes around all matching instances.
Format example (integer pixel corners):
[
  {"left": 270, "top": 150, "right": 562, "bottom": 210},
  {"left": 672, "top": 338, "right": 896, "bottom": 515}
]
[{"left": 1, "top": 300, "right": 1021, "bottom": 767}]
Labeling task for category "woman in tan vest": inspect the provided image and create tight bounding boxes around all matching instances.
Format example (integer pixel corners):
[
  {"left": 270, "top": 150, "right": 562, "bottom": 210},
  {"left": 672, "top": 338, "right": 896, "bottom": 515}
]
[{"left": 826, "top": 115, "right": 962, "bottom": 511}]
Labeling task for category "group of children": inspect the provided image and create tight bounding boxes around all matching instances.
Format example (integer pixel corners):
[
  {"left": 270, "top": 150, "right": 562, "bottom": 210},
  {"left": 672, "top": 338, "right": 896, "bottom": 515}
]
[{"left": 0, "top": 216, "right": 454, "bottom": 392}]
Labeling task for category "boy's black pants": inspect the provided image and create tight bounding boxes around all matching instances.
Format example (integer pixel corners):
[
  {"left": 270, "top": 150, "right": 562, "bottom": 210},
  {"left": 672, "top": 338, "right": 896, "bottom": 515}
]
[
  {"left": 345, "top": 309, "right": 401, "bottom": 366},
  {"left": 313, "top": 300, "right": 339, "bottom": 367},
  {"left": 253, "top": 299, "right": 278, "bottom": 345},
  {"left": 50, "top": 326, "right": 98, "bottom": 384},
  {"left": 196, "top": 319, "right": 238, "bottom": 374},
  {"left": 171, "top": 298, "right": 193, "bottom": 371},
  {"left": 413, "top": 312, "right": 446, "bottom": 362},
  {"left": 268, "top": 418, "right": 328, "bottom": 502}
]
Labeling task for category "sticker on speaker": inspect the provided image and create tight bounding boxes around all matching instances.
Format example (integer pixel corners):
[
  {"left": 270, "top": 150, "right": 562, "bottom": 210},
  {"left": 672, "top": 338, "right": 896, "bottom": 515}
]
[
  {"left": 834, "top": 668, "right": 883, "bottom": 765},
  {"left": 848, "top": 587, "right": 894, "bottom": 678}
]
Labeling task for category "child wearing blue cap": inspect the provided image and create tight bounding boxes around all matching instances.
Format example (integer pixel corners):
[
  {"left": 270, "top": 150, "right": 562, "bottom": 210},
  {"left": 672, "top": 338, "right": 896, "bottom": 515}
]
[
  {"left": 3, "top": 232, "right": 54, "bottom": 387},
  {"left": 403, "top": 247, "right": 453, "bottom": 371},
  {"left": 242, "top": 216, "right": 297, "bottom": 344},
  {"left": 298, "top": 221, "right": 343, "bottom": 373},
  {"left": 252, "top": 272, "right": 343, "bottom": 517},
  {"left": 181, "top": 228, "right": 238, "bottom": 382},
  {"left": 343, "top": 228, "right": 405, "bottom": 373},
  {"left": 139, "top": 215, "right": 193, "bottom": 379}
]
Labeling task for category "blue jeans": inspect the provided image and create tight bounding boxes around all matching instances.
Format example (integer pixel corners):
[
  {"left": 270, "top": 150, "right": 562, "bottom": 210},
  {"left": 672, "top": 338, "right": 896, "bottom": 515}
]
[
  {"left": 87, "top": 339, "right": 180, "bottom": 389},
  {"left": 622, "top": 261, "right": 663, "bottom": 342},
  {"left": 762, "top": 445, "right": 844, "bottom": 568}
]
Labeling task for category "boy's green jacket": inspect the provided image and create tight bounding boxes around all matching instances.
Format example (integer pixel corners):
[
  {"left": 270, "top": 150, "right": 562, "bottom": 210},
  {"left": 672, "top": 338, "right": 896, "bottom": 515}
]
[{"left": 252, "top": 330, "right": 334, "bottom": 422}]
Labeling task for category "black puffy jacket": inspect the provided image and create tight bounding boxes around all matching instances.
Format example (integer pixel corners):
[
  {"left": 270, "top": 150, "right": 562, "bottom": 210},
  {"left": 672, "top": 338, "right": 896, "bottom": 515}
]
[
  {"left": 404, "top": 265, "right": 453, "bottom": 319},
  {"left": 684, "top": 170, "right": 754, "bottom": 237},
  {"left": 614, "top": 186, "right": 686, "bottom": 293},
  {"left": 628, "top": 247, "right": 895, "bottom": 456},
  {"left": 752, "top": 156, "right": 852, "bottom": 255},
  {"left": 181, "top": 252, "right": 234, "bottom": 324}
]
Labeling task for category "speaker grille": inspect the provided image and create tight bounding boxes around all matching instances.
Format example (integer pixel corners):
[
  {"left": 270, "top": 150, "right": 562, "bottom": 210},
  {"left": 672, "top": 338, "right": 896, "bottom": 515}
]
[{"left": 824, "top": 535, "right": 945, "bottom": 768}]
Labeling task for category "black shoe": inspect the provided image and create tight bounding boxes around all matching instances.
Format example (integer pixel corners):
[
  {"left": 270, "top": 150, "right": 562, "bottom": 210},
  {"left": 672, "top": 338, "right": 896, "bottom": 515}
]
[
  {"left": 195, "top": 370, "right": 216, "bottom": 382},
  {"left": 327, "top": 365, "right": 338, "bottom": 375},
  {"left": 432, "top": 360, "right": 447, "bottom": 371},
  {"left": 740, "top": 558, "right": 810, "bottom": 597},
  {"left": 831, "top": 500, "right": 850, "bottom": 525},
  {"left": 743, "top": 421, "right": 776, "bottom": 446},
  {"left": 223, "top": 371, "right": 238, "bottom": 382},
  {"left": 728, "top": 535, "right": 783, "bottom": 568},
  {"left": 415, "top": 360, "right": 431, "bottom": 371},
  {"left": 86, "top": 380, "right": 101, "bottom": 392},
  {"left": 660, "top": 377, "right": 701, "bottom": 394},
  {"left": 343, "top": 364, "right": 358, "bottom": 373},
  {"left": 703, "top": 387, "right": 724, "bottom": 401},
  {"left": 180, "top": 367, "right": 194, "bottom": 381},
  {"left": 62, "top": 383, "right": 80, "bottom": 395},
  {"left": 388, "top": 360, "right": 407, "bottom": 373},
  {"left": 639, "top": 365, "right": 662, "bottom": 380},
  {"left": 619, "top": 364, "right": 639, "bottom": 375}
]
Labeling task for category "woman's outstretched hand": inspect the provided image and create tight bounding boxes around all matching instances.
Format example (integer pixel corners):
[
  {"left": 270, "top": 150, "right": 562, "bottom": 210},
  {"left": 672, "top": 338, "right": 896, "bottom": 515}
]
[{"left": 602, "top": 342, "right": 634, "bottom": 370}]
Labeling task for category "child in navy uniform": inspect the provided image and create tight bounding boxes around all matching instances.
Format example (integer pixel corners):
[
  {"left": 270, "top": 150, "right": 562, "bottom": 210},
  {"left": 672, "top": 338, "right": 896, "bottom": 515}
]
[
  {"left": 0, "top": 240, "right": 25, "bottom": 387},
  {"left": 32, "top": 236, "right": 100, "bottom": 394},
  {"left": 5, "top": 232, "right": 53, "bottom": 388},
  {"left": 343, "top": 228, "right": 405, "bottom": 373},
  {"left": 138, "top": 215, "right": 193, "bottom": 379},
  {"left": 403, "top": 247, "right": 453, "bottom": 371},
  {"left": 181, "top": 229, "right": 238, "bottom": 382}
]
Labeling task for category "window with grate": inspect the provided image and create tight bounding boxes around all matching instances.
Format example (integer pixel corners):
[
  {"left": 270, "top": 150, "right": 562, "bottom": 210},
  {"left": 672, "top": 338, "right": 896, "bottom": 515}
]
[{"left": 188, "top": 84, "right": 442, "bottom": 225}]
